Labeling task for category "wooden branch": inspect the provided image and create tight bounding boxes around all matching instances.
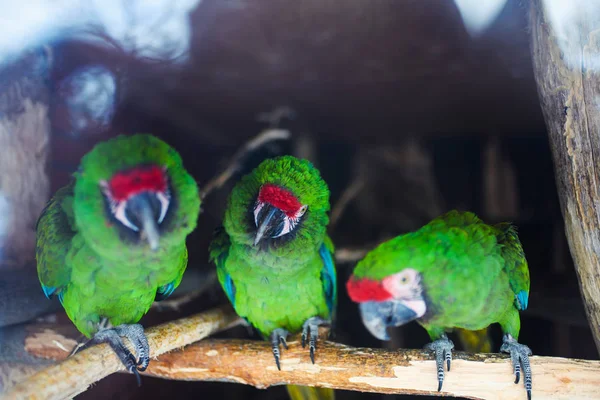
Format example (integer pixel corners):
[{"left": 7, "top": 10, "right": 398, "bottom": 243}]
[
  {"left": 2, "top": 305, "right": 242, "bottom": 400},
  {"left": 529, "top": 0, "right": 600, "bottom": 354},
  {"left": 199, "top": 128, "right": 291, "bottom": 199},
  {"left": 20, "top": 328, "right": 600, "bottom": 400},
  {"left": 143, "top": 341, "right": 600, "bottom": 400}
]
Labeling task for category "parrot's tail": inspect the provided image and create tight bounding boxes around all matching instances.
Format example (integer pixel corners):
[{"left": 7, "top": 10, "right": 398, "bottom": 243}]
[
  {"left": 286, "top": 385, "right": 335, "bottom": 400},
  {"left": 456, "top": 327, "right": 493, "bottom": 353}
]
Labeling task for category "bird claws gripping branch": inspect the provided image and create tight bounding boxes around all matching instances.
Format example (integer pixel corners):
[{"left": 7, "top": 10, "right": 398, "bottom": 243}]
[
  {"left": 270, "top": 328, "right": 290, "bottom": 371},
  {"left": 500, "top": 334, "right": 533, "bottom": 400},
  {"left": 301, "top": 316, "right": 330, "bottom": 364},
  {"left": 74, "top": 323, "right": 150, "bottom": 387},
  {"left": 424, "top": 333, "right": 455, "bottom": 392}
]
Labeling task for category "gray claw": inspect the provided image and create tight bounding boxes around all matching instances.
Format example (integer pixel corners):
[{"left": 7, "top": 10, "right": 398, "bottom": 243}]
[
  {"left": 301, "top": 316, "right": 330, "bottom": 364},
  {"left": 500, "top": 334, "right": 532, "bottom": 400},
  {"left": 270, "top": 328, "right": 290, "bottom": 370},
  {"left": 424, "top": 334, "right": 454, "bottom": 392},
  {"left": 84, "top": 323, "right": 150, "bottom": 386}
]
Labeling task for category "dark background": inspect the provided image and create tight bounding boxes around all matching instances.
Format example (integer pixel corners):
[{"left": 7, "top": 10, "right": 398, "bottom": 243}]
[{"left": 17, "top": 0, "right": 596, "bottom": 398}]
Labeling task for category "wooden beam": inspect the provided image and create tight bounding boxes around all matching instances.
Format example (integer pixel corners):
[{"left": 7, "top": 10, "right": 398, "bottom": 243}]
[
  {"left": 530, "top": 0, "right": 600, "bottom": 354},
  {"left": 19, "top": 331, "right": 600, "bottom": 400},
  {"left": 2, "top": 306, "right": 242, "bottom": 400}
]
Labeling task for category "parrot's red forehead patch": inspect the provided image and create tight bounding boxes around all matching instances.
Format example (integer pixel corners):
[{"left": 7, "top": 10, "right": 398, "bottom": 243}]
[
  {"left": 104, "top": 165, "right": 168, "bottom": 201},
  {"left": 346, "top": 276, "right": 393, "bottom": 303},
  {"left": 257, "top": 184, "right": 302, "bottom": 216}
]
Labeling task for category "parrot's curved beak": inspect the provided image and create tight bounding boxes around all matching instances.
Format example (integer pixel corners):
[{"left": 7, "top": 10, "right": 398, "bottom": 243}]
[
  {"left": 359, "top": 300, "right": 419, "bottom": 341},
  {"left": 126, "top": 192, "right": 161, "bottom": 251},
  {"left": 254, "top": 203, "right": 286, "bottom": 246}
]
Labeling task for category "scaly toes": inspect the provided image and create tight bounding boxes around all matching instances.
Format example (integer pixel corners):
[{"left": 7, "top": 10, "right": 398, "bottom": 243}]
[
  {"left": 270, "top": 328, "right": 290, "bottom": 371},
  {"left": 92, "top": 327, "right": 143, "bottom": 386},
  {"left": 301, "top": 316, "right": 330, "bottom": 364},
  {"left": 114, "top": 324, "right": 150, "bottom": 372},
  {"left": 501, "top": 334, "right": 532, "bottom": 400},
  {"left": 424, "top": 334, "right": 454, "bottom": 392}
]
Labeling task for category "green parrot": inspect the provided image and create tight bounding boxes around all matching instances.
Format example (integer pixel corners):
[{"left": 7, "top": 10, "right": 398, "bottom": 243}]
[
  {"left": 209, "top": 155, "right": 336, "bottom": 400},
  {"left": 346, "top": 210, "right": 532, "bottom": 400},
  {"left": 36, "top": 134, "right": 200, "bottom": 383}
]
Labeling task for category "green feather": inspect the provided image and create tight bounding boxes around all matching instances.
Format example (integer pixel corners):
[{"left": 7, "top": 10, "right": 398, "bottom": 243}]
[
  {"left": 212, "top": 155, "right": 336, "bottom": 335},
  {"left": 353, "top": 210, "right": 530, "bottom": 341},
  {"left": 36, "top": 134, "right": 200, "bottom": 337}
]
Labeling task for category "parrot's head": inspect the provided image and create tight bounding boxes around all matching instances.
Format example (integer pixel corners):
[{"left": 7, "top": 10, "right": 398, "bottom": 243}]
[
  {"left": 252, "top": 183, "right": 308, "bottom": 246},
  {"left": 99, "top": 164, "right": 170, "bottom": 251},
  {"left": 73, "top": 134, "right": 200, "bottom": 258},
  {"left": 224, "top": 155, "right": 330, "bottom": 256},
  {"left": 346, "top": 268, "right": 427, "bottom": 341}
]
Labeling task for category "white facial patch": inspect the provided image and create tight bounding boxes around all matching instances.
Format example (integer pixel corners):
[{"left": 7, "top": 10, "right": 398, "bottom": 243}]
[{"left": 382, "top": 268, "right": 422, "bottom": 300}]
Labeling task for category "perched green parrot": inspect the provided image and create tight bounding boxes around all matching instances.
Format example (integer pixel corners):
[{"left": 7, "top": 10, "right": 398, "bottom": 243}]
[
  {"left": 209, "top": 155, "right": 336, "bottom": 400},
  {"left": 346, "top": 210, "right": 532, "bottom": 400},
  {"left": 36, "top": 134, "right": 200, "bottom": 383}
]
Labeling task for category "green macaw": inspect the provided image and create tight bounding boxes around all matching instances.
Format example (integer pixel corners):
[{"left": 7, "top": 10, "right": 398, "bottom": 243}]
[
  {"left": 346, "top": 210, "right": 532, "bottom": 399},
  {"left": 210, "top": 155, "right": 336, "bottom": 400},
  {"left": 36, "top": 134, "right": 200, "bottom": 383}
]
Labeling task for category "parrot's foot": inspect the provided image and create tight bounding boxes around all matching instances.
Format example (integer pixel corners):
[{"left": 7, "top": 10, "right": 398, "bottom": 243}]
[
  {"left": 500, "top": 334, "right": 532, "bottom": 400},
  {"left": 270, "top": 328, "right": 290, "bottom": 371},
  {"left": 84, "top": 323, "right": 150, "bottom": 386},
  {"left": 424, "top": 334, "right": 455, "bottom": 392},
  {"left": 69, "top": 318, "right": 111, "bottom": 358},
  {"left": 301, "top": 316, "right": 331, "bottom": 364}
]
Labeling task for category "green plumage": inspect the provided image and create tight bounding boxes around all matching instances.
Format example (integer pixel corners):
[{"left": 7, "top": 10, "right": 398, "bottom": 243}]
[
  {"left": 353, "top": 210, "right": 530, "bottom": 340},
  {"left": 210, "top": 155, "right": 336, "bottom": 338},
  {"left": 36, "top": 134, "right": 200, "bottom": 338}
]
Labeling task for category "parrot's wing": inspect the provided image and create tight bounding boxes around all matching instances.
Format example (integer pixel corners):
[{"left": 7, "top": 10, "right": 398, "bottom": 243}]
[
  {"left": 35, "top": 182, "right": 77, "bottom": 302},
  {"left": 319, "top": 235, "right": 337, "bottom": 319},
  {"left": 496, "top": 222, "right": 530, "bottom": 310},
  {"left": 209, "top": 226, "right": 237, "bottom": 307},
  {"left": 154, "top": 247, "right": 187, "bottom": 301}
]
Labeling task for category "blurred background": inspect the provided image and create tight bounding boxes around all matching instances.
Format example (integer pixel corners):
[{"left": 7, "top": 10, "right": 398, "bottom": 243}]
[{"left": 0, "top": 0, "right": 595, "bottom": 399}]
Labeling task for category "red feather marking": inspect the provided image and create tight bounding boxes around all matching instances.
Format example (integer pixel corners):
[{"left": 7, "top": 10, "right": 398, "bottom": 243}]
[
  {"left": 106, "top": 165, "right": 167, "bottom": 201},
  {"left": 346, "top": 276, "right": 393, "bottom": 303},
  {"left": 258, "top": 184, "right": 302, "bottom": 217}
]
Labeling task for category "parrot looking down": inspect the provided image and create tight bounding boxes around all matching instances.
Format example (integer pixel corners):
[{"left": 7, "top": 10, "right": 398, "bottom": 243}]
[
  {"left": 36, "top": 134, "right": 200, "bottom": 383},
  {"left": 210, "top": 155, "right": 336, "bottom": 400},
  {"left": 346, "top": 210, "right": 532, "bottom": 400}
]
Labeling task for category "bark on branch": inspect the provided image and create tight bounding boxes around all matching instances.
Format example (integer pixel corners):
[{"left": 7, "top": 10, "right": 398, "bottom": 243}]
[
  {"left": 17, "top": 331, "right": 600, "bottom": 400},
  {"left": 2, "top": 305, "right": 242, "bottom": 400},
  {"left": 529, "top": 0, "right": 600, "bottom": 354}
]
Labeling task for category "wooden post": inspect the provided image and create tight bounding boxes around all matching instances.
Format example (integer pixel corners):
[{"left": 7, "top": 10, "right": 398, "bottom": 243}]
[
  {"left": 530, "top": 0, "right": 600, "bottom": 354},
  {"left": 0, "top": 47, "right": 53, "bottom": 267}
]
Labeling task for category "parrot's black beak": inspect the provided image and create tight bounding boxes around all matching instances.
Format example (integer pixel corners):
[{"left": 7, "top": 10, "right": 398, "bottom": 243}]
[
  {"left": 359, "top": 300, "right": 418, "bottom": 341},
  {"left": 254, "top": 203, "right": 286, "bottom": 246},
  {"left": 126, "top": 192, "right": 161, "bottom": 251}
]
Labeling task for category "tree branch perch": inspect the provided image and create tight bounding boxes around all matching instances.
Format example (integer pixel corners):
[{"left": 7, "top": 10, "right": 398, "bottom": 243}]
[
  {"left": 2, "top": 305, "right": 242, "bottom": 400},
  {"left": 14, "top": 327, "right": 600, "bottom": 400}
]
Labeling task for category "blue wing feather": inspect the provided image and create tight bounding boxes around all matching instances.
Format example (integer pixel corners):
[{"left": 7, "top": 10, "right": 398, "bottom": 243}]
[
  {"left": 223, "top": 273, "right": 237, "bottom": 308},
  {"left": 155, "top": 282, "right": 177, "bottom": 302},
  {"left": 209, "top": 226, "right": 237, "bottom": 308},
  {"left": 41, "top": 285, "right": 57, "bottom": 299},
  {"left": 319, "top": 242, "right": 337, "bottom": 317}
]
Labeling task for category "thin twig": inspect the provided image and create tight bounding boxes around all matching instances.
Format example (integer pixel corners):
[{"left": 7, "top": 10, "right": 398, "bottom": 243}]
[
  {"left": 199, "top": 128, "right": 291, "bottom": 199},
  {"left": 334, "top": 247, "right": 369, "bottom": 264},
  {"left": 22, "top": 334, "right": 600, "bottom": 399},
  {"left": 3, "top": 305, "right": 242, "bottom": 400},
  {"left": 329, "top": 178, "right": 365, "bottom": 231}
]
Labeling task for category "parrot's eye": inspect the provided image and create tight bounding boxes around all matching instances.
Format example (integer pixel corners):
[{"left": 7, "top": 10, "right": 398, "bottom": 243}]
[
  {"left": 401, "top": 276, "right": 408, "bottom": 284},
  {"left": 271, "top": 204, "right": 308, "bottom": 239},
  {"left": 298, "top": 205, "right": 308, "bottom": 217}
]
